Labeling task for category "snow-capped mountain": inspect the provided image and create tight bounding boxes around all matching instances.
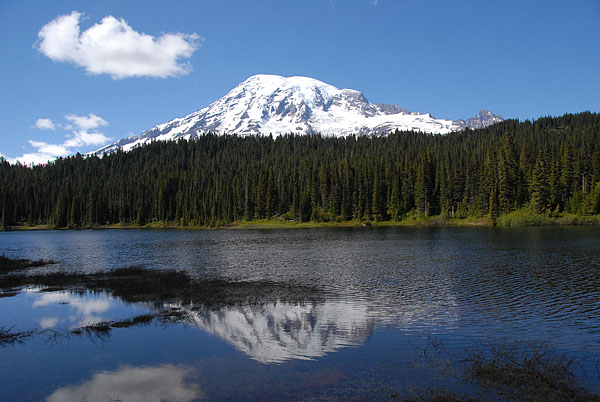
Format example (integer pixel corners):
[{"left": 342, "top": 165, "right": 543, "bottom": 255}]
[
  {"left": 94, "top": 74, "right": 503, "bottom": 154},
  {"left": 455, "top": 109, "right": 504, "bottom": 130}
]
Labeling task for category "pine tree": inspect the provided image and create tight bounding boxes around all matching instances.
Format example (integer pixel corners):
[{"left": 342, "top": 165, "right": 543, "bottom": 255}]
[
  {"left": 389, "top": 172, "right": 402, "bottom": 221},
  {"left": 0, "top": 196, "right": 6, "bottom": 229},
  {"left": 530, "top": 151, "right": 551, "bottom": 215},
  {"left": 559, "top": 144, "right": 575, "bottom": 209},
  {"left": 243, "top": 172, "right": 255, "bottom": 220},
  {"left": 497, "top": 131, "right": 517, "bottom": 214},
  {"left": 371, "top": 171, "right": 387, "bottom": 221},
  {"left": 255, "top": 171, "right": 267, "bottom": 219},
  {"left": 415, "top": 159, "right": 434, "bottom": 217},
  {"left": 341, "top": 164, "right": 353, "bottom": 221},
  {"left": 489, "top": 187, "right": 498, "bottom": 226},
  {"left": 517, "top": 143, "right": 531, "bottom": 206}
]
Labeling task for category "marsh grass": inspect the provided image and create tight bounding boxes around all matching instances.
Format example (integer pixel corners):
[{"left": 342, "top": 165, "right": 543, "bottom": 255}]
[
  {"left": 402, "top": 337, "right": 600, "bottom": 401},
  {"left": 69, "top": 314, "right": 156, "bottom": 337},
  {"left": 70, "top": 321, "right": 112, "bottom": 336},
  {"left": 0, "top": 265, "right": 327, "bottom": 310},
  {"left": 0, "top": 255, "right": 57, "bottom": 273},
  {"left": 4, "top": 211, "right": 600, "bottom": 230},
  {"left": 110, "top": 314, "right": 155, "bottom": 328},
  {"left": 0, "top": 265, "right": 327, "bottom": 347},
  {"left": 464, "top": 341, "right": 600, "bottom": 401},
  {"left": 0, "top": 326, "right": 34, "bottom": 346}
]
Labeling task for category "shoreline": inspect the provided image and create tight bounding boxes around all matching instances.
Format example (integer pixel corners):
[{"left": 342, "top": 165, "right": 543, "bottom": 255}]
[{"left": 3, "top": 211, "right": 600, "bottom": 231}]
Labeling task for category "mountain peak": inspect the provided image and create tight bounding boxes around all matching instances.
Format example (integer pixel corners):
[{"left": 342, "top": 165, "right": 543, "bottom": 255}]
[
  {"left": 94, "top": 74, "right": 503, "bottom": 155},
  {"left": 455, "top": 110, "right": 504, "bottom": 130}
]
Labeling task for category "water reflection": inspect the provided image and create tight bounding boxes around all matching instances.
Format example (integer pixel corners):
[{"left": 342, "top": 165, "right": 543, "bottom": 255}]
[
  {"left": 1, "top": 269, "right": 375, "bottom": 363},
  {"left": 46, "top": 364, "right": 202, "bottom": 402},
  {"left": 0, "top": 286, "right": 151, "bottom": 334},
  {"left": 178, "top": 299, "right": 371, "bottom": 363},
  {"left": 2, "top": 228, "right": 600, "bottom": 399},
  {"left": 31, "top": 289, "right": 113, "bottom": 328},
  {"left": 40, "top": 317, "right": 59, "bottom": 329}
]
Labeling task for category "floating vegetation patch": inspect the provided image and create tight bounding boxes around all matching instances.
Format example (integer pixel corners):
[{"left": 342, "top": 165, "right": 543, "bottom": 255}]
[
  {"left": 0, "top": 326, "right": 34, "bottom": 346},
  {"left": 0, "top": 255, "right": 57, "bottom": 273},
  {"left": 110, "top": 314, "right": 155, "bottom": 328},
  {"left": 464, "top": 341, "right": 600, "bottom": 402},
  {"left": 0, "top": 265, "right": 327, "bottom": 308},
  {"left": 401, "top": 338, "right": 600, "bottom": 402}
]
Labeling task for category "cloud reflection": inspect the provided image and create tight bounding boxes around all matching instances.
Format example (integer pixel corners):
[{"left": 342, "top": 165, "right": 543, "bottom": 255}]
[
  {"left": 40, "top": 317, "right": 59, "bottom": 329},
  {"left": 46, "top": 364, "right": 202, "bottom": 402},
  {"left": 31, "top": 290, "right": 113, "bottom": 329}
]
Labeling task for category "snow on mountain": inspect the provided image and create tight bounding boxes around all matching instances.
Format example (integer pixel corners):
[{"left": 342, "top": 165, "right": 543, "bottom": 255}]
[
  {"left": 94, "top": 74, "right": 503, "bottom": 155},
  {"left": 455, "top": 110, "right": 504, "bottom": 130}
]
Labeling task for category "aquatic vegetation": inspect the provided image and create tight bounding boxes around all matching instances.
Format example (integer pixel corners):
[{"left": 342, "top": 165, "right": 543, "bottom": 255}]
[
  {"left": 403, "top": 337, "right": 600, "bottom": 401},
  {"left": 0, "top": 326, "right": 34, "bottom": 346},
  {"left": 0, "top": 254, "right": 57, "bottom": 273},
  {"left": 464, "top": 342, "right": 600, "bottom": 401}
]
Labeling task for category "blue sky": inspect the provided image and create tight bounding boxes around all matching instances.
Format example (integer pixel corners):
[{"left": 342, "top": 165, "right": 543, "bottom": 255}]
[{"left": 1, "top": 0, "right": 599, "bottom": 164}]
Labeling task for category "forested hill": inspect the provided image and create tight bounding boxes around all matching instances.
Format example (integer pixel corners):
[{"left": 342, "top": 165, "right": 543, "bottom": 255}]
[{"left": 1, "top": 112, "right": 599, "bottom": 228}]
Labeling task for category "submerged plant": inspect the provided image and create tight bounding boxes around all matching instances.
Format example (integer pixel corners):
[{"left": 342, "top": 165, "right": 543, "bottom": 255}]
[
  {"left": 464, "top": 341, "right": 600, "bottom": 401},
  {"left": 0, "top": 326, "right": 34, "bottom": 346}
]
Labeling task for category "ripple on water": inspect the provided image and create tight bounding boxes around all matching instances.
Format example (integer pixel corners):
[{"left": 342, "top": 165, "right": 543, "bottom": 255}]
[{"left": 1, "top": 227, "right": 599, "bottom": 351}]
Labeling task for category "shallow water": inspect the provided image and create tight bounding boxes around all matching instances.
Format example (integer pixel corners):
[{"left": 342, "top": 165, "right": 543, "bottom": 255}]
[{"left": 1, "top": 227, "right": 599, "bottom": 400}]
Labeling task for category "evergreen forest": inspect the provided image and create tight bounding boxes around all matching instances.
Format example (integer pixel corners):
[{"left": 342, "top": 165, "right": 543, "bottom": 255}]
[{"left": 1, "top": 112, "right": 600, "bottom": 228}]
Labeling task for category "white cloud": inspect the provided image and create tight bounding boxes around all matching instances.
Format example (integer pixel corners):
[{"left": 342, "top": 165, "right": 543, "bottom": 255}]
[
  {"left": 65, "top": 113, "right": 108, "bottom": 131},
  {"left": 34, "top": 118, "right": 56, "bottom": 130},
  {"left": 62, "top": 114, "right": 111, "bottom": 148},
  {"left": 38, "top": 11, "right": 201, "bottom": 79},
  {"left": 10, "top": 113, "right": 111, "bottom": 165},
  {"left": 64, "top": 130, "right": 111, "bottom": 147},
  {"left": 28, "top": 140, "right": 70, "bottom": 156},
  {"left": 12, "top": 152, "right": 59, "bottom": 166}
]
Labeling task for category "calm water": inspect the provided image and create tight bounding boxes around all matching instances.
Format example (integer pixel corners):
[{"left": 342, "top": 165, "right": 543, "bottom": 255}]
[{"left": 1, "top": 227, "right": 599, "bottom": 401}]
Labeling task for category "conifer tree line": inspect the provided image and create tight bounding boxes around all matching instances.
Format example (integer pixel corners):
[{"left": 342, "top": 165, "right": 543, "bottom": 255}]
[{"left": 1, "top": 112, "right": 599, "bottom": 228}]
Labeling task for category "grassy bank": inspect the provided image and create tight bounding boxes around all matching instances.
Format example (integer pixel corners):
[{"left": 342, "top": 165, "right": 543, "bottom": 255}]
[
  {"left": 3, "top": 210, "right": 600, "bottom": 231},
  {"left": 497, "top": 210, "right": 600, "bottom": 226}
]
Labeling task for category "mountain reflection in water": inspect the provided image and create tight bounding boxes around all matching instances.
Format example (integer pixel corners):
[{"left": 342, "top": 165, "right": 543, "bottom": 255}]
[
  {"left": 2, "top": 267, "right": 373, "bottom": 363},
  {"left": 177, "top": 299, "right": 371, "bottom": 363}
]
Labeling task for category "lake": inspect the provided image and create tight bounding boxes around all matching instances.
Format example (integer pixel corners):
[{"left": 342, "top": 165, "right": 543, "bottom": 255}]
[{"left": 1, "top": 227, "right": 599, "bottom": 401}]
